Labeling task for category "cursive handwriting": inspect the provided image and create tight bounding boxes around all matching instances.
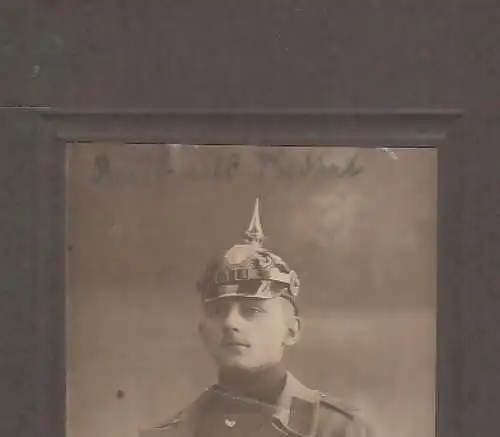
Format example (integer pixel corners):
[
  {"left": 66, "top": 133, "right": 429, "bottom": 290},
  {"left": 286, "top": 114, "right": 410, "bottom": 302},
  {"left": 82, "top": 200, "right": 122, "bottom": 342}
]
[{"left": 91, "top": 149, "right": 363, "bottom": 185}]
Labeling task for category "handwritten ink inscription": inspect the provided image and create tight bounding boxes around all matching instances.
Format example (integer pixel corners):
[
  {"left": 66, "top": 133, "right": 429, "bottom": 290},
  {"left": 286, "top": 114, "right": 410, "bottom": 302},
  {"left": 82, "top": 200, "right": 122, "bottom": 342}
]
[{"left": 91, "top": 147, "right": 363, "bottom": 185}]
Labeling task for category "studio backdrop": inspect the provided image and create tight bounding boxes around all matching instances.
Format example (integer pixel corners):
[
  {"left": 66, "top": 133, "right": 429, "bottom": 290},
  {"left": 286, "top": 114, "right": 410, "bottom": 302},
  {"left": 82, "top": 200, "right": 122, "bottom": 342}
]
[{"left": 65, "top": 143, "right": 437, "bottom": 437}]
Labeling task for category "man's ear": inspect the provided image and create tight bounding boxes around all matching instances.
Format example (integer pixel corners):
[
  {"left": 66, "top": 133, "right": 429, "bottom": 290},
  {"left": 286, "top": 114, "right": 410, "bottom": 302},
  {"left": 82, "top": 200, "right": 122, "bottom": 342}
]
[{"left": 283, "top": 315, "right": 301, "bottom": 347}]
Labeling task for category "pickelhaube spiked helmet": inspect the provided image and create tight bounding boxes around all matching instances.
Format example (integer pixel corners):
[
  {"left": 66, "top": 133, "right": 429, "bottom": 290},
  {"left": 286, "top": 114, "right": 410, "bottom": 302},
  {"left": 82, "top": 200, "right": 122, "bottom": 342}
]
[{"left": 196, "top": 198, "right": 300, "bottom": 305}]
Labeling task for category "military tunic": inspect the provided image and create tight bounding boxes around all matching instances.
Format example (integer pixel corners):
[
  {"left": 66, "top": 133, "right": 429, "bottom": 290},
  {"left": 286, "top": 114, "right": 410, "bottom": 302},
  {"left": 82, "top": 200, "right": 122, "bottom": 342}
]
[{"left": 139, "top": 373, "right": 373, "bottom": 437}]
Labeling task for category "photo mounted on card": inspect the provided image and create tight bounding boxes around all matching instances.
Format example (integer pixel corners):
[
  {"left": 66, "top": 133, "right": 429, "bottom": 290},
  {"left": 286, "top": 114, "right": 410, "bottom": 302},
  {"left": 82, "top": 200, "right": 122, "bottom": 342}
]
[{"left": 66, "top": 143, "right": 436, "bottom": 437}]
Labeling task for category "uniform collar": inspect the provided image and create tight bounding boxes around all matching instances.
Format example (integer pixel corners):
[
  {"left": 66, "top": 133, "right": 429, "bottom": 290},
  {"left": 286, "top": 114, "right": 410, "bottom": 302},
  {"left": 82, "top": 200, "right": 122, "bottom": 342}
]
[
  {"left": 272, "top": 372, "right": 321, "bottom": 437},
  {"left": 185, "top": 373, "right": 321, "bottom": 437}
]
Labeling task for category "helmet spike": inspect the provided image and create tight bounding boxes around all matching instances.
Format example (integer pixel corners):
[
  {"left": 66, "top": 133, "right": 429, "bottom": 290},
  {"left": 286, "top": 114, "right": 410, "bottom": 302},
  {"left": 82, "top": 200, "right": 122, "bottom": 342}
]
[{"left": 244, "top": 197, "right": 265, "bottom": 246}]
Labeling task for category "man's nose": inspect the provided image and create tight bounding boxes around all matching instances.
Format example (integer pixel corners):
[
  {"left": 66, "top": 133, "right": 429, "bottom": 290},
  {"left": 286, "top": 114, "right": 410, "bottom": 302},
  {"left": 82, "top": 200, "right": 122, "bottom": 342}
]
[{"left": 222, "top": 305, "right": 243, "bottom": 331}]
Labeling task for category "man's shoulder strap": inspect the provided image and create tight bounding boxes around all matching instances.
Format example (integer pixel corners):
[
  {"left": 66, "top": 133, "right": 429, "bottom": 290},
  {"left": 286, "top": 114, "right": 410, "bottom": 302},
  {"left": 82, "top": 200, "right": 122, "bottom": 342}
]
[
  {"left": 317, "top": 393, "right": 375, "bottom": 437},
  {"left": 318, "top": 392, "right": 358, "bottom": 420},
  {"left": 138, "top": 388, "right": 213, "bottom": 437}
]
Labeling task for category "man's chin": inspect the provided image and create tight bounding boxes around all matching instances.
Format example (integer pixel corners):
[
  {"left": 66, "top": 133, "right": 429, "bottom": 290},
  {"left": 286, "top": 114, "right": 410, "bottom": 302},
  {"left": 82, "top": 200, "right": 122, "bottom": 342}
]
[{"left": 216, "top": 357, "right": 256, "bottom": 372}]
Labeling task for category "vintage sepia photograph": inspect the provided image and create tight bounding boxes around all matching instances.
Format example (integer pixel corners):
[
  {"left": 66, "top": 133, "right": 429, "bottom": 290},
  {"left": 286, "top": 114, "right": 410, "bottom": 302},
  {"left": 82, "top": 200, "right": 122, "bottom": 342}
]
[{"left": 65, "top": 144, "right": 437, "bottom": 437}]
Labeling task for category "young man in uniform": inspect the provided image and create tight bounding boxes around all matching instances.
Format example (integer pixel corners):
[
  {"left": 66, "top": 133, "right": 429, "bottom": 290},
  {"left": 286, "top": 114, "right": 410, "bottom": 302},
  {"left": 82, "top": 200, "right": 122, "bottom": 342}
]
[{"left": 140, "top": 199, "right": 373, "bottom": 437}]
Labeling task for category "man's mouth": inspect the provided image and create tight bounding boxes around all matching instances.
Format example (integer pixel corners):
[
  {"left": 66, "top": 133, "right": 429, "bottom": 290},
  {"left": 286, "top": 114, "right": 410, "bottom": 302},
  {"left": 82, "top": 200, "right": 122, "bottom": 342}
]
[{"left": 221, "top": 339, "right": 250, "bottom": 348}]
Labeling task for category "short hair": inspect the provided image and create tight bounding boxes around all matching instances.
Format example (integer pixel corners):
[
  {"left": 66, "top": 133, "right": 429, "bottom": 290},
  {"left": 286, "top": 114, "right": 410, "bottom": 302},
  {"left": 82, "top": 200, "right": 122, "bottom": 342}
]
[{"left": 280, "top": 296, "right": 299, "bottom": 318}]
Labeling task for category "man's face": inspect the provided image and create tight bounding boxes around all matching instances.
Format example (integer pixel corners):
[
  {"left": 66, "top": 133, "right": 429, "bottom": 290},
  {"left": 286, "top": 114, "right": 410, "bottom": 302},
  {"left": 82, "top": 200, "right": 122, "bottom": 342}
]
[{"left": 199, "top": 296, "right": 298, "bottom": 372}]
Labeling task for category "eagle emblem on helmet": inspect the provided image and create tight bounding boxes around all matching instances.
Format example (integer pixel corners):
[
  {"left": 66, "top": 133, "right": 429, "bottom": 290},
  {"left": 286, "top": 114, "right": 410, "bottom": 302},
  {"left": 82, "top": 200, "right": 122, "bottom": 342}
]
[{"left": 197, "top": 198, "right": 300, "bottom": 303}]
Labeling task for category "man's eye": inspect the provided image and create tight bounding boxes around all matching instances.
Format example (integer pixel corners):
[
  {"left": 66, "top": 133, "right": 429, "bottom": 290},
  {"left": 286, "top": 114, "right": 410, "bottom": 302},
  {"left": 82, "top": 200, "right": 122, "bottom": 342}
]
[{"left": 241, "top": 306, "right": 263, "bottom": 317}]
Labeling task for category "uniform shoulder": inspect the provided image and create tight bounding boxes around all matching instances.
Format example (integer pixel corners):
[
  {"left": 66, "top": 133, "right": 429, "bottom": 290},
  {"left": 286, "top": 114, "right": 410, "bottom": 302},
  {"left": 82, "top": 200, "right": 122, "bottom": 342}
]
[
  {"left": 318, "top": 392, "right": 359, "bottom": 420},
  {"left": 138, "top": 389, "right": 213, "bottom": 437},
  {"left": 138, "top": 410, "right": 184, "bottom": 437},
  {"left": 317, "top": 393, "right": 375, "bottom": 437},
  {"left": 147, "top": 410, "right": 185, "bottom": 430}
]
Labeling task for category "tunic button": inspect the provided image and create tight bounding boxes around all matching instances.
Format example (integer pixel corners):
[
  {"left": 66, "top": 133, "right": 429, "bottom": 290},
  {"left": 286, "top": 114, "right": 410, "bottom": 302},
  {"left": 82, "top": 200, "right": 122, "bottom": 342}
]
[{"left": 224, "top": 418, "right": 236, "bottom": 428}]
